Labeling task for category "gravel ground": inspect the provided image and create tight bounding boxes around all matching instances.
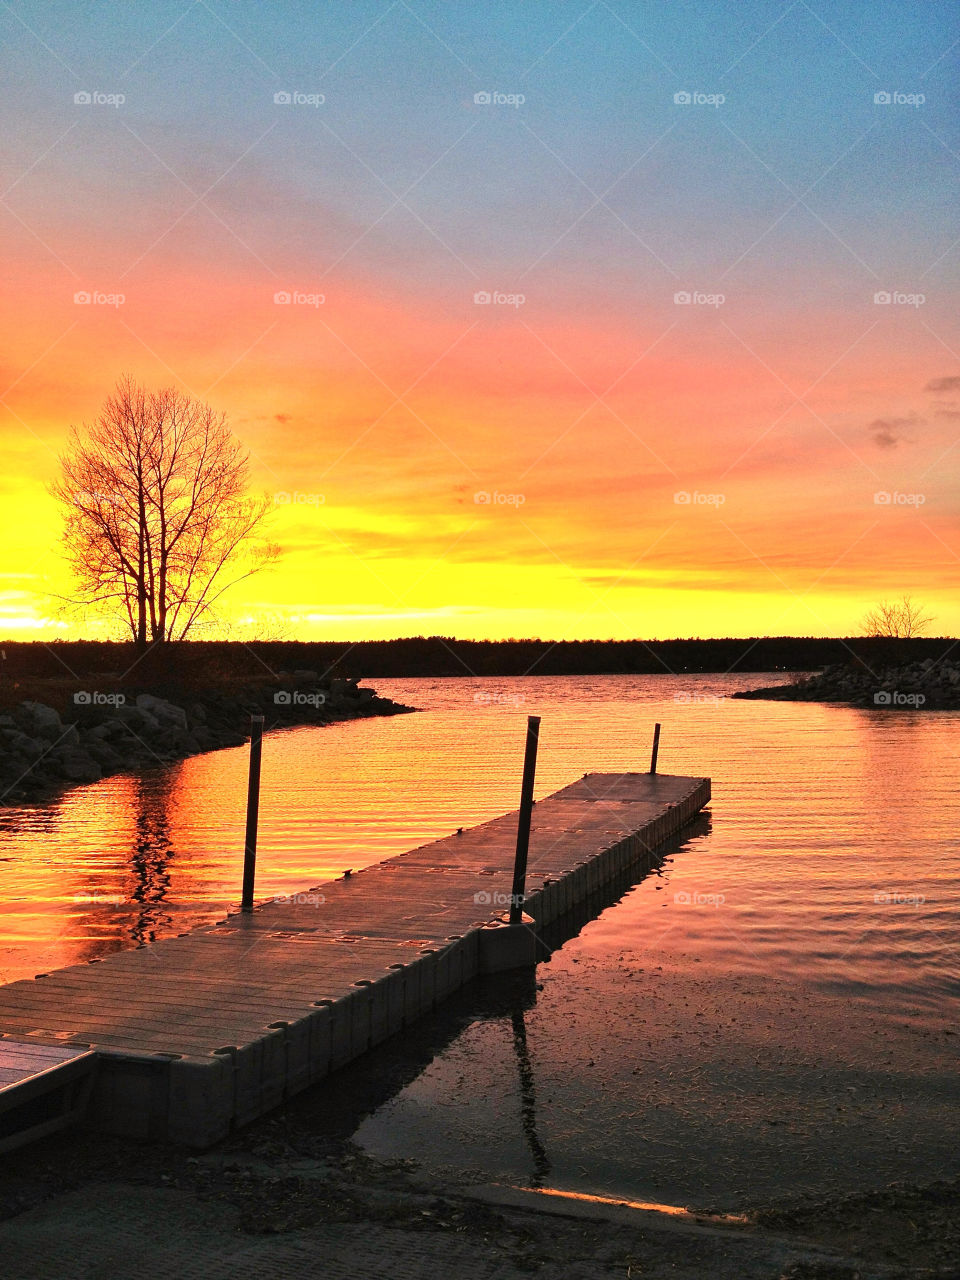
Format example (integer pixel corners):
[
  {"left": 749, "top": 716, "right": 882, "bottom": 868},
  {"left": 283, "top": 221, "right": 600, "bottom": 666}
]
[{"left": 0, "top": 1093, "right": 958, "bottom": 1279}]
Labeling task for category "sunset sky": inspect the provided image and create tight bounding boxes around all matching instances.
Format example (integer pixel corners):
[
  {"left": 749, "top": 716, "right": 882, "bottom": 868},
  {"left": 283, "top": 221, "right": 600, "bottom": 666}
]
[{"left": 2, "top": 0, "right": 958, "bottom": 640}]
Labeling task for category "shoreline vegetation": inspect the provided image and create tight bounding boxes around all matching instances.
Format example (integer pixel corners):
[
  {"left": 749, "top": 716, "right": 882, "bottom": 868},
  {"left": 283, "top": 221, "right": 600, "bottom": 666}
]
[
  {"left": 0, "top": 634, "right": 957, "bottom": 679},
  {"left": 0, "top": 668, "right": 412, "bottom": 806}
]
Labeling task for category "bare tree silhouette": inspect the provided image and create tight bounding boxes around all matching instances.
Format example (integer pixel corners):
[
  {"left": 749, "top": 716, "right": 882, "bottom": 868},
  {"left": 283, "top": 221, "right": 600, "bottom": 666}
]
[
  {"left": 860, "top": 594, "right": 934, "bottom": 639},
  {"left": 51, "top": 377, "right": 276, "bottom": 646}
]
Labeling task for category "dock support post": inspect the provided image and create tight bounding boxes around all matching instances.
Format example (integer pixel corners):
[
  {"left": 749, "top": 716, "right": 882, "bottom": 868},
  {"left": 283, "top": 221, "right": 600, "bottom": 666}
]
[
  {"left": 509, "top": 715, "right": 541, "bottom": 924},
  {"left": 241, "top": 715, "right": 265, "bottom": 913},
  {"left": 649, "top": 722, "right": 661, "bottom": 774}
]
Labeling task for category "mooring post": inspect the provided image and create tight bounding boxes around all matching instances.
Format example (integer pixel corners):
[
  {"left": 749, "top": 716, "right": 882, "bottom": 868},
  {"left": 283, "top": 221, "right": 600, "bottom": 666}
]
[
  {"left": 241, "top": 715, "right": 265, "bottom": 913},
  {"left": 649, "top": 722, "right": 661, "bottom": 774},
  {"left": 509, "top": 715, "right": 541, "bottom": 924}
]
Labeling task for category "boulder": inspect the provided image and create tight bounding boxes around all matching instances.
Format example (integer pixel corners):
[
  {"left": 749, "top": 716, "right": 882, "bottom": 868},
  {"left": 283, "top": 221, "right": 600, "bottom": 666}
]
[
  {"left": 57, "top": 749, "right": 102, "bottom": 783},
  {"left": 2, "top": 730, "right": 43, "bottom": 760},
  {"left": 135, "top": 694, "right": 188, "bottom": 731},
  {"left": 19, "top": 701, "right": 63, "bottom": 739}
]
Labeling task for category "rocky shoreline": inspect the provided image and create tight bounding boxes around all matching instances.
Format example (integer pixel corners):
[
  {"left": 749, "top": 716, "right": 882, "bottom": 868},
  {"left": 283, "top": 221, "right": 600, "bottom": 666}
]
[
  {"left": 0, "top": 673, "right": 413, "bottom": 805},
  {"left": 733, "top": 656, "right": 960, "bottom": 709}
]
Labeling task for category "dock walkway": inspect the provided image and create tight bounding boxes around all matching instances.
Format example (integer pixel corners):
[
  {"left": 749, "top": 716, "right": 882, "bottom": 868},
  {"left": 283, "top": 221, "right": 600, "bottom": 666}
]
[{"left": 0, "top": 771, "right": 709, "bottom": 1147}]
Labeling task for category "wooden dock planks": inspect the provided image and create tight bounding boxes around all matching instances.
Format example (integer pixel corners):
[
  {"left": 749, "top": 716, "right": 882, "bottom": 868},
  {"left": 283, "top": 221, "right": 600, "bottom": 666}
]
[{"left": 0, "top": 771, "right": 709, "bottom": 1146}]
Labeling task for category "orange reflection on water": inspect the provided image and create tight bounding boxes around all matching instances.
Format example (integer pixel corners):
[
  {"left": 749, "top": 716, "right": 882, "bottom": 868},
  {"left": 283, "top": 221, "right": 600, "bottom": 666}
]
[{"left": 0, "top": 674, "right": 957, "bottom": 1025}]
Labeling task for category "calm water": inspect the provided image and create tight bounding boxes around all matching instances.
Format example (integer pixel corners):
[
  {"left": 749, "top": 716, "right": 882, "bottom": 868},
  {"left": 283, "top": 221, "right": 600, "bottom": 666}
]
[
  {"left": 3, "top": 674, "right": 958, "bottom": 1206},
  {"left": 0, "top": 674, "right": 956, "bottom": 1020}
]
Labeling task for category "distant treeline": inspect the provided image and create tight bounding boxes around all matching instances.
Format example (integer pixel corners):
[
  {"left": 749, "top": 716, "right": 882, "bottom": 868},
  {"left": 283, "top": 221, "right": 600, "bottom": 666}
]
[{"left": 1, "top": 635, "right": 955, "bottom": 681}]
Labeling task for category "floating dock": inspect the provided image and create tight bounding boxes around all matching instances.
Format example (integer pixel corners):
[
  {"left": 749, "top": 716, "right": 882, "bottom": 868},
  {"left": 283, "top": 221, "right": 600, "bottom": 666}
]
[{"left": 0, "top": 771, "right": 709, "bottom": 1148}]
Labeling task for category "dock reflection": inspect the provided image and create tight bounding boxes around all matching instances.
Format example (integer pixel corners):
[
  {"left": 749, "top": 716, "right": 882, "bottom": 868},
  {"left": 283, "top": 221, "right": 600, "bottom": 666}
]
[{"left": 272, "top": 816, "right": 709, "bottom": 1188}]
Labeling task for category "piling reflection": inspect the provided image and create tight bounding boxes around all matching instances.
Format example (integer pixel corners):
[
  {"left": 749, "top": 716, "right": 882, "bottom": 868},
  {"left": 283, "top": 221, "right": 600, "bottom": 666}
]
[
  {"left": 511, "top": 1007, "right": 551, "bottom": 1187},
  {"left": 271, "top": 821, "right": 704, "bottom": 1189}
]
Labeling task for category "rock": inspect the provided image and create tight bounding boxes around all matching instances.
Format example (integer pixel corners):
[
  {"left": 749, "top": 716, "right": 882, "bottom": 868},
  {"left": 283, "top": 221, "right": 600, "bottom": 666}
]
[
  {"left": 86, "top": 741, "right": 123, "bottom": 769},
  {"left": 19, "top": 701, "right": 63, "bottom": 739},
  {"left": 293, "top": 669, "right": 319, "bottom": 682},
  {"left": 135, "top": 694, "right": 188, "bottom": 731},
  {"left": 1, "top": 730, "right": 43, "bottom": 760},
  {"left": 57, "top": 749, "right": 101, "bottom": 783}
]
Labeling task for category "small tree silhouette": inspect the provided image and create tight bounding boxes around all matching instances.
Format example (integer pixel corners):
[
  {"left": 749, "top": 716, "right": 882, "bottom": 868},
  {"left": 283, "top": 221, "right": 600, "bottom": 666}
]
[
  {"left": 860, "top": 595, "right": 934, "bottom": 639},
  {"left": 52, "top": 377, "right": 276, "bottom": 646}
]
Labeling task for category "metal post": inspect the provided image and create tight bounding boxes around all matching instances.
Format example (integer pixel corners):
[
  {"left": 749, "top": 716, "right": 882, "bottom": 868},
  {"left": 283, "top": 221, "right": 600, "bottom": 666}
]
[
  {"left": 241, "top": 715, "right": 265, "bottom": 912},
  {"left": 509, "top": 715, "right": 541, "bottom": 924},
  {"left": 649, "top": 722, "right": 661, "bottom": 774}
]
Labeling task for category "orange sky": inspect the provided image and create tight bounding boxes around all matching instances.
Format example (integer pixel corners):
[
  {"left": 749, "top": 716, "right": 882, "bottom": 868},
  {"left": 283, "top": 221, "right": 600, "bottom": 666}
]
[{"left": 2, "top": 2, "right": 957, "bottom": 641}]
